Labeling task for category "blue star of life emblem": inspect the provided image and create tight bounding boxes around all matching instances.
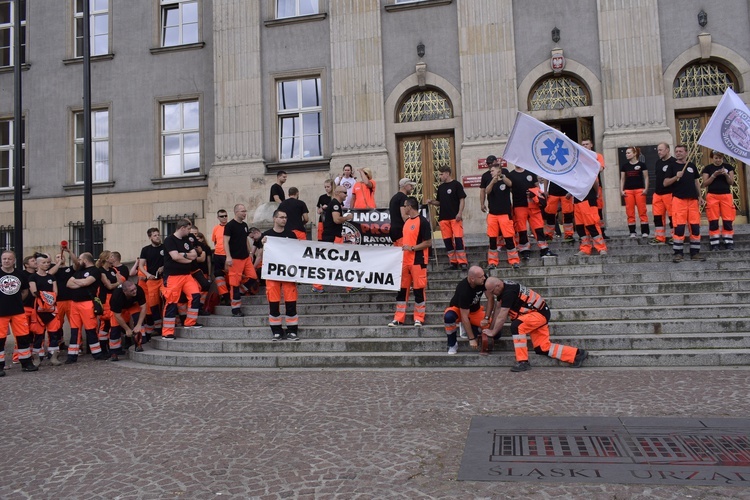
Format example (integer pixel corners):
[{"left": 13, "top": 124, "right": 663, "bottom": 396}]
[
  {"left": 540, "top": 138, "right": 569, "bottom": 167},
  {"left": 531, "top": 131, "right": 579, "bottom": 175}
]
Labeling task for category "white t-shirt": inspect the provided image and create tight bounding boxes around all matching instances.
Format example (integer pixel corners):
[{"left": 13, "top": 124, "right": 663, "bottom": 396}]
[{"left": 335, "top": 175, "right": 356, "bottom": 208}]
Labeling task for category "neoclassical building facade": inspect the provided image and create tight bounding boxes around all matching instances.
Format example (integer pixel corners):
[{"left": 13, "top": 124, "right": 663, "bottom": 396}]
[{"left": 1, "top": 0, "right": 749, "bottom": 258}]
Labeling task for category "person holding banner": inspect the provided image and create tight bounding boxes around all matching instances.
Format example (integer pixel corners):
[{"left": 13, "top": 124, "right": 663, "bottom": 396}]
[
  {"left": 428, "top": 166, "right": 468, "bottom": 271},
  {"left": 388, "top": 197, "right": 432, "bottom": 328},
  {"left": 664, "top": 145, "right": 705, "bottom": 262},
  {"left": 312, "top": 186, "right": 354, "bottom": 293},
  {"left": 702, "top": 151, "right": 736, "bottom": 251},
  {"left": 262, "top": 210, "right": 300, "bottom": 341},
  {"left": 619, "top": 147, "right": 650, "bottom": 238},
  {"left": 443, "top": 266, "right": 490, "bottom": 354}
]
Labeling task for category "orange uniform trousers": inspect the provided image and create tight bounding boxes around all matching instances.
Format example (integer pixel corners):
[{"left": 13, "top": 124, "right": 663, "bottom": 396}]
[
  {"left": 486, "top": 213, "right": 519, "bottom": 265},
  {"left": 706, "top": 193, "right": 735, "bottom": 245},
  {"left": 162, "top": 274, "right": 201, "bottom": 337},
  {"left": 652, "top": 193, "right": 673, "bottom": 242},
  {"left": 510, "top": 310, "right": 577, "bottom": 364},
  {"left": 394, "top": 264, "right": 427, "bottom": 324},
  {"left": 623, "top": 189, "right": 648, "bottom": 224},
  {"left": 439, "top": 219, "right": 467, "bottom": 265}
]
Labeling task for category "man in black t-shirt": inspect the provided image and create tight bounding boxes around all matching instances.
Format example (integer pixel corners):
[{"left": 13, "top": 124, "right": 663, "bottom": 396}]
[
  {"left": 0, "top": 250, "right": 36, "bottom": 373},
  {"left": 664, "top": 145, "right": 705, "bottom": 262},
  {"left": 427, "top": 166, "right": 468, "bottom": 270},
  {"left": 109, "top": 281, "right": 147, "bottom": 360},
  {"left": 162, "top": 219, "right": 203, "bottom": 338},
  {"left": 65, "top": 252, "right": 106, "bottom": 362},
  {"left": 442, "top": 266, "right": 490, "bottom": 354},
  {"left": 223, "top": 204, "right": 258, "bottom": 317},
  {"left": 278, "top": 187, "right": 309, "bottom": 240},
  {"left": 702, "top": 150, "right": 737, "bottom": 250},
  {"left": 482, "top": 277, "right": 587, "bottom": 372},
  {"left": 388, "top": 178, "right": 415, "bottom": 246},
  {"left": 138, "top": 228, "right": 165, "bottom": 338},
  {"left": 483, "top": 160, "right": 519, "bottom": 270},
  {"left": 270, "top": 170, "right": 287, "bottom": 203},
  {"left": 262, "top": 210, "right": 300, "bottom": 341},
  {"left": 650, "top": 142, "right": 677, "bottom": 245}
]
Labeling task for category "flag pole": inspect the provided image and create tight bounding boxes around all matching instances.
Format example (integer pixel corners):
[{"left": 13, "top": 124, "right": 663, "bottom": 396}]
[{"left": 13, "top": 0, "right": 23, "bottom": 255}]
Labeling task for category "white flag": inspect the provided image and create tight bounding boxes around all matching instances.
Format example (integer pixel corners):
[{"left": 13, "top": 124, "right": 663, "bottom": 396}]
[
  {"left": 502, "top": 112, "right": 600, "bottom": 200},
  {"left": 697, "top": 88, "right": 750, "bottom": 163}
]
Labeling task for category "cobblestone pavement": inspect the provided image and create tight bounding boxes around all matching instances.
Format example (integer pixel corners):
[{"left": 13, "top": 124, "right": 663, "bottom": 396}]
[{"left": 1, "top": 360, "right": 749, "bottom": 499}]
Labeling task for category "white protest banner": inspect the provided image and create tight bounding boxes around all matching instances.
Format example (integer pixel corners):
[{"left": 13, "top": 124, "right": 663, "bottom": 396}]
[
  {"left": 697, "top": 88, "right": 750, "bottom": 163},
  {"left": 262, "top": 238, "right": 403, "bottom": 291},
  {"left": 502, "top": 112, "right": 601, "bottom": 200}
]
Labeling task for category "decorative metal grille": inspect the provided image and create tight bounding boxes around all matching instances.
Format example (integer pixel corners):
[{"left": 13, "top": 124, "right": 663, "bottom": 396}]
[
  {"left": 529, "top": 77, "right": 589, "bottom": 110},
  {"left": 402, "top": 140, "right": 424, "bottom": 202},
  {"left": 678, "top": 117, "right": 742, "bottom": 210},
  {"left": 673, "top": 63, "right": 736, "bottom": 99},
  {"left": 398, "top": 90, "right": 453, "bottom": 123}
]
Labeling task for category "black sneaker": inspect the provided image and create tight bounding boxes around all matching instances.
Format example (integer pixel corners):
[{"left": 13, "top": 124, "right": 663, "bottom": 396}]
[
  {"left": 22, "top": 364, "right": 39, "bottom": 372},
  {"left": 487, "top": 264, "right": 497, "bottom": 270},
  {"left": 287, "top": 332, "right": 299, "bottom": 341},
  {"left": 572, "top": 349, "right": 588, "bottom": 368},
  {"left": 135, "top": 346, "right": 144, "bottom": 352},
  {"left": 163, "top": 334, "right": 176, "bottom": 340},
  {"left": 0, "top": 369, "right": 5, "bottom": 377},
  {"left": 189, "top": 323, "right": 203, "bottom": 329},
  {"left": 510, "top": 361, "right": 531, "bottom": 372},
  {"left": 672, "top": 254, "right": 683, "bottom": 263},
  {"left": 109, "top": 354, "right": 120, "bottom": 362},
  {"left": 460, "top": 264, "right": 468, "bottom": 271},
  {"left": 198, "top": 309, "right": 211, "bottom": 316},
  {"left": 272, "top": 333, "right": 282, "bottom": 341},
  {"left": 445, "top": 264, "right": 459, "bottom": 271},
  {"left": 232, "top": 311, "right": 245, "bottom": 317},
  {"left": 690, "top": 254, "right": 706, "bottom": 262},
  {"left": 726, "top": 243, "right": 735, "bottom": 251},
  {"left": 541, "top": 249, "right": 557, "bottom": 258}
]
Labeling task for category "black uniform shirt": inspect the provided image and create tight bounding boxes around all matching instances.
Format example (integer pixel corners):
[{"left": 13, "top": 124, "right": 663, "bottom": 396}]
[
  {"left": 0, "top": 269, "right": 29, "bottom": 317},
  {"left": 223, "top": 219, "right": 251, "bottom": 260},
  {"left": 164, "top": 234, "right": 195, "bottom": 276},
  {"left": 667, "top": 162, "right": 700, "bottom": 200},
  {"left": 506, "top": 170, "right": 538, "bottom": 208},
  {"left": 436, "top": 180, "right": 466, "bottom": 221},
  {"left": 449, "top": 277, "right": 485, "bottom": 312}
]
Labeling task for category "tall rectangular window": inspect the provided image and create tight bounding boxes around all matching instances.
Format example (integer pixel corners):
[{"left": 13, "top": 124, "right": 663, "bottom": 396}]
[
  {"left": 74, "top": 0, "right": 109, "bottom": 57},
  {"left": 276, "top": 0, "right": 318, "bottom": 19},
  {"left": 0, "top": 118, "right": 25, "bottom": 189},
  {"left": 0, "top": 226, "right": 13, "bottom": 252},
  {"left": 69, "top": 221, "right": 104, "bottom": 257},
  {"left": 74, "top": 110, "right": 109, "bottom": 183},
  {"left": 159, "top": 215, "right": 194, "bottom": 238},
  {"left": 161, "top": 0, "right": 199, "bottom": 47},
  {"left": 277, "top": 78, "right": 322, "bottom": 161},
  {"left": 0, "top": 0, "right": 26, "bottom": 68},
  {"left": 161, "top": 100, "right": 200, "bottom": 177}
]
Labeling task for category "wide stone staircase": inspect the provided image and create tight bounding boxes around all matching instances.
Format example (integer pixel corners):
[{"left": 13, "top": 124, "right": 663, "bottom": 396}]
[{"left": 132, "top": 233, "right": 750, "bottom": 369}]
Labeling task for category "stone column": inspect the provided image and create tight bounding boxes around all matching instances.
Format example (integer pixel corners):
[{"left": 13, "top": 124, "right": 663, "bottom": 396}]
[
  {"left": 208, "top": 0, "right": 265, "bottom": 216},
  {"left": 597, "top": 0, "right": 673, "bottom": 227},
  {"left": 328, "top": 0, "right": 389, "bottom": 205},
  {"left": 456, "top": 0, "right": 518, "bottom": 233}
]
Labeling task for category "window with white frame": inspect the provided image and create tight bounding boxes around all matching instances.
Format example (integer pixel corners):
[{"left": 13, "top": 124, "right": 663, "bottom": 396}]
[
  {"left": 277, "top": 78, "right": 322, "bottom": 161},
  {"left": 161, "top": 0, "right": 199, "bottom": 47},
  {"left": 74, "top": 0, "right": 109, "bottom": 58},
  {"left": 0, "top": 0, "right": 26, "bottom": 68},
  {"left": 69, "top": 220, "right": 104, "bottom": 257},
  {"left": 276, "top": 0, "right": 319, "bottom": 19},
  {"left": 161, "top": 100, "right": 200, "bottom": 177},
  {"left": 74, "top": 109, "right": 109, "bottom": 183},
  {"left": 0, "top": 118, "right": 25, "bottom": 189},
  {"left": 0, "top": 225, "right": 14, "bottom": 252}
]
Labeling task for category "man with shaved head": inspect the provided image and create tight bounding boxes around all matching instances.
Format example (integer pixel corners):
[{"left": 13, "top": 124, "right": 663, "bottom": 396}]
[
  {"left": 442, "top": 266, "right": 492, "bottom": 354},
  {"left": 482, "top": 276, "right": 587, "bottom": 372}
]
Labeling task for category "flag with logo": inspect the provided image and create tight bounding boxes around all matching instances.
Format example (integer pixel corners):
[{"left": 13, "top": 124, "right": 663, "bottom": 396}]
[
  {"left": 697, "top": 88, "right": 750, "bottom": 163},
  {"left": 502, "top": 112, "right": 601, "bottom": 200}
]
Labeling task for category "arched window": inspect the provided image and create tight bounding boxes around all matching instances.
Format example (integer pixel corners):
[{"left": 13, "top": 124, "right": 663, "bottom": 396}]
[
  {"left": 529, "top": 76, "right": 590, "bottom": 110},
  {"left": 398, "top": 89, "right": 453, "bottom": 123},
  {"left": 673, "top": 62, "right": 737, "bottom": 98}
]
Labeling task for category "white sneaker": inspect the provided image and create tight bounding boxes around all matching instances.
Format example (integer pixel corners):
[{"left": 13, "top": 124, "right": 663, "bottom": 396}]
[
  {"left": 447, "top": 344, "right": 458, "bottom": 355},
  {"left": 642, "top": 233, "right": 649, "bottom": 238},
  {"left": 414, "top": 320, "right": 423, "bottom": 327},
  {"left": 599, "top": 250, "right": 608, "bottom": 255},
  {"left": 630, "top": 233, "right": 637, "bottom": 238}
]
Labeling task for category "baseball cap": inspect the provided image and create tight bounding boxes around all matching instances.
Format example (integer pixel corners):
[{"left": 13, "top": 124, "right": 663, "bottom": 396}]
[
  {"left": 399, "top": 178, "right": 416, "bottom": 188},
  {"left": 486, "top": 155, "right": 498, "bottom": 164}
]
